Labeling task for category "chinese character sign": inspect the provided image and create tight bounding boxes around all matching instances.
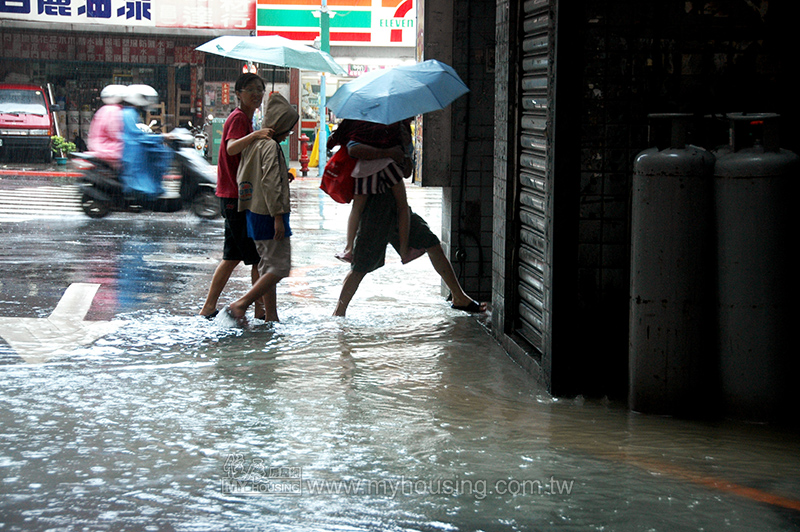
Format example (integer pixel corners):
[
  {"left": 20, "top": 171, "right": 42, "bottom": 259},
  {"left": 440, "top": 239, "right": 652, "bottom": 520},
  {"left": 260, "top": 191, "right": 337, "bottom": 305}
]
[
  {"left": 0, "top": 0, "right": 256, "bottom": 29},
  {"left": 221, "top": 83, "right": 229, "bottom": 106},
  {"left": 0, "top": 33, "right": 179, "bottom": 63}
]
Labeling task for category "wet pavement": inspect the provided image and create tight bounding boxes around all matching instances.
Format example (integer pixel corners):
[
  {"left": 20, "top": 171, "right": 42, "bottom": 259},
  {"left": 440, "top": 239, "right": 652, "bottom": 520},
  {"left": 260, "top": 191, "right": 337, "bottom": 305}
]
[{"left": 1, "top": 171, "right": 800, "bottom": 531}]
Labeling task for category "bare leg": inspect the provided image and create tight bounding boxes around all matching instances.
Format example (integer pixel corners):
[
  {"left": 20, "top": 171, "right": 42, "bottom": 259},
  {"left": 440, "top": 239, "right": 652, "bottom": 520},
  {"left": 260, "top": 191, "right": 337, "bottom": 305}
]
[
  {"left": 341, "top": 194, "right": 367, "bottom": 257},
  {"left": 199, "top": 259, "right": 239, "bottom": 316},
  {"left": 263, "top": 283, "right": 278, "bottom": 321},
  {"left": 426, "top": 244, "right": 487, "bottom": 311},
  {"left": 333, "top": 269, "right": 367, "bottom": 317},
  {"left": 251, "top": 264, "right": 267, "bottom": 320},
  {"left": 228, "top": 271, "right": 285, "bottom": 323}
]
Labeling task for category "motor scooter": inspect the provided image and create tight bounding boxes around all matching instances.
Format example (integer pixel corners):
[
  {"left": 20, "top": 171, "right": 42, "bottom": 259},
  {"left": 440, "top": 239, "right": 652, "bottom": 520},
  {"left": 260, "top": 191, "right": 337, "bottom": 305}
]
[
  {"left": 73, "top": 127, "right": 220, "bottom": 220},
  {"left": 188, "top": 114, "right": 213, "bottom": 160}
]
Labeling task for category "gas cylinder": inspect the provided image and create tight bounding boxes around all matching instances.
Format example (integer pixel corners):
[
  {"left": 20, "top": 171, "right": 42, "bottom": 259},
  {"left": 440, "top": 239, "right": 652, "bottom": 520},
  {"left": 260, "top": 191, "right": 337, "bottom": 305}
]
[
  {"left": 713, "top": 113, "right": 798, "bottom": 422},
  {"left": 629, "top": 114, "right": 717, "bottom": 416}
]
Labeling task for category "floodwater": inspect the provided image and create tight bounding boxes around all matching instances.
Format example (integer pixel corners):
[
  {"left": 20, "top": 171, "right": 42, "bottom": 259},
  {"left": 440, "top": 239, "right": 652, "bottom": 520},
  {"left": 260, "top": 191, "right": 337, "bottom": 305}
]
[{"left": 1, "top": 177, "right": 799, "bottom": 531}]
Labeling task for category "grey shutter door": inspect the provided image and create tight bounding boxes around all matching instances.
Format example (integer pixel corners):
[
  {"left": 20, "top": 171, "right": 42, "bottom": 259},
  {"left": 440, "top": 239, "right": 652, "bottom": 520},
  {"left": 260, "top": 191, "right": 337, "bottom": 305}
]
[{"left": 514, "top": 0, "right": 554, "bottom": 353}]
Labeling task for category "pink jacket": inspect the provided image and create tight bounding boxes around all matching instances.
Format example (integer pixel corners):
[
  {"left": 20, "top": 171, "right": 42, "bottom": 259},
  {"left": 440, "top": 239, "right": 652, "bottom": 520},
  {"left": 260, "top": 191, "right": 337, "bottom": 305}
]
[{"left": 87, "top": 104, "right": 123, "bottom": 164}]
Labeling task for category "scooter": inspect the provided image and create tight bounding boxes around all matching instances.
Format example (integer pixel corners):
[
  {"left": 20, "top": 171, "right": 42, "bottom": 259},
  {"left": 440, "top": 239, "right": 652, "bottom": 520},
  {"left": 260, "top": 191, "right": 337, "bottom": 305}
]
[
  {"left": 188, "top": 114, "right": 213, "bottom": 160},
  {"left": 73, "top": 128, "right": 220, "bottom": 220}
]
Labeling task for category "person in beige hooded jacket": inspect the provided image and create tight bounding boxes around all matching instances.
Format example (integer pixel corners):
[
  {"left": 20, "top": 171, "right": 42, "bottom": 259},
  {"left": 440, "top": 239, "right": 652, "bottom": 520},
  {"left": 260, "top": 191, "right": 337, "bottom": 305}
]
[{"left": 226, "top": 93, "right": 299, "bottom": 324}]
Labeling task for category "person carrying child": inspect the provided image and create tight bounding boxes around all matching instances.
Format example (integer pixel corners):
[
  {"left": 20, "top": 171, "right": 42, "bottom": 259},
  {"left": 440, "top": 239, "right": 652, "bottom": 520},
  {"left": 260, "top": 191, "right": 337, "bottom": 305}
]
[{"left": 328, "top": 119, "right": 422, "bottom": 264}]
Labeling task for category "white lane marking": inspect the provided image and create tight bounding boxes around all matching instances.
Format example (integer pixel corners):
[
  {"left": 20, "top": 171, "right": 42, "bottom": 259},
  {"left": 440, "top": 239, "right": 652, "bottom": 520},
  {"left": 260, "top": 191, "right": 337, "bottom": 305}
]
[{"left": 0, "top": 283, "right": 124, "bottom": 364}]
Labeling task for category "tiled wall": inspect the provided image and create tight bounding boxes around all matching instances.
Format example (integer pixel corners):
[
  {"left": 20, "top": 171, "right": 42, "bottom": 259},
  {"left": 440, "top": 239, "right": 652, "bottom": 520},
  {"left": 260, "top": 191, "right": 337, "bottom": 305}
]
[
  {"left": 439, "top": 0, "right": 498, "bottom": 303},
  {"left": 491, "top": 0, "right": 511, "bottom": 335}
]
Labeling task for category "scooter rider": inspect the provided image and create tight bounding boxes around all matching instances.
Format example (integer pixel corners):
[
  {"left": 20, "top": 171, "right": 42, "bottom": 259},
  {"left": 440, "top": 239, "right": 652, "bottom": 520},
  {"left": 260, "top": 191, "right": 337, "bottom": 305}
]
[
  {"left": 119, "top": 84, "right": 173, "bottom": 199},
  {"left": 87, "top": 84, "right": 126, "bottom": 167}
]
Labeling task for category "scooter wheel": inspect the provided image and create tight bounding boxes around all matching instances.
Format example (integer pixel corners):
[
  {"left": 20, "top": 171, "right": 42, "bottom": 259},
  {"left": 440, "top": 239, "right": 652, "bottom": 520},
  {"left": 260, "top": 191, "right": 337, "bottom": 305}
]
[
  {"left": 81, "top": 193, "right": 110, "bottom": 219},
  {"left": 191, "top": 188, "right": 220, "bottom": 219}
]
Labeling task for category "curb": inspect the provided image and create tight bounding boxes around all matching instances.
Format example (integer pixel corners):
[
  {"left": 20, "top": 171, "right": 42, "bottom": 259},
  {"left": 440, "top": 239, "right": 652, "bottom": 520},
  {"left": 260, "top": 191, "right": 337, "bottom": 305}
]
[{"left": 0, "top": 168, "right": 82, "bottom": 178}]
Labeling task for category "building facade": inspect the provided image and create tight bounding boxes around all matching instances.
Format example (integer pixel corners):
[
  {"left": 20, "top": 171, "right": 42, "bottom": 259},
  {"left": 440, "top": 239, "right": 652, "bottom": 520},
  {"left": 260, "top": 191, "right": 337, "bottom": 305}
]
[
  {"left": 3, "top": 0, "right": 795, "bottom": 419},
  {"left": 423, "top": 0, "right": 796, "bottom": 419},
  {"left": 1, "top": 0, "right": 415, "bottom": 155}
]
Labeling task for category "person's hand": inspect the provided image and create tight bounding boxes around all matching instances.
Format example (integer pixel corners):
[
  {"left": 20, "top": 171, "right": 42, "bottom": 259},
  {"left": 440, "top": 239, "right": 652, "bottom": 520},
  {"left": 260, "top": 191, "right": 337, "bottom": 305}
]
[
  {"left": 387, "top": 145, "right": 405, "bottom": 164},
  {"left": 273, "top": 216, "right": 285, "bottom": 241},
  {"left": 255, "top": 128, "right": 274, "bottom": 140},
  {"left": 402, "top": 156, "right": 413, "bottom": 178}
]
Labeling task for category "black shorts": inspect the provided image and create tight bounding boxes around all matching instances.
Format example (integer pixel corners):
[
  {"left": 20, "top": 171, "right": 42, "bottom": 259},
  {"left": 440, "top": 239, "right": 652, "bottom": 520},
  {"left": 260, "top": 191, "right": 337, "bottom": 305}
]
[
  {"left": 352, "top": 189, "right": 440, "bottom": 274},
  {"left": 220, "top": 197, "right": 260, "bottom": 265}
]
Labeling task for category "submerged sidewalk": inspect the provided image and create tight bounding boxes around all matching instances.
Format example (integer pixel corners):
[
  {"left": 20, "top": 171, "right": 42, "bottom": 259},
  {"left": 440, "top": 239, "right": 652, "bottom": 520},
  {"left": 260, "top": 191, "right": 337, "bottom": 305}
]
[{"left": 1, "top": 164, "right": 799, "bottom": 531}]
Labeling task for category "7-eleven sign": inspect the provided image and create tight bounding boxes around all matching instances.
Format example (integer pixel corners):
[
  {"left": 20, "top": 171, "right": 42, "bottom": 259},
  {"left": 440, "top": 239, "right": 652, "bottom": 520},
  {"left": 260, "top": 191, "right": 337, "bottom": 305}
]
[{"left": 256, "top": 0, "right": 416, "bottom": 47}]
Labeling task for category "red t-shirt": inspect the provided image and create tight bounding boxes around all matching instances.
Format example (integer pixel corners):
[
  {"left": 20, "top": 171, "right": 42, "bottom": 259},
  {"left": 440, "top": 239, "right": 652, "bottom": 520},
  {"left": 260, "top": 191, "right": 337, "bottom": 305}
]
[{"left": 216, "top": 107, "right": 253, "bottom": 198}]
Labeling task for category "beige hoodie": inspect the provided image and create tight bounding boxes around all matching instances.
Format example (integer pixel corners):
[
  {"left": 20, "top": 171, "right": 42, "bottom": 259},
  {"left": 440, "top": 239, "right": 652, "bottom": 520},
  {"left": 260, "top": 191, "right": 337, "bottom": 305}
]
[{"left": 237, "top": 93, "right": 299, "bottom": 217}]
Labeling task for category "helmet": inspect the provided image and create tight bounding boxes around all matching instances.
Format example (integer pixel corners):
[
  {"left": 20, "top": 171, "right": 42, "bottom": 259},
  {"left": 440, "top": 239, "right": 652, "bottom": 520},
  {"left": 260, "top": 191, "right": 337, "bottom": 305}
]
[
  {"left": 123, "top": 84, "right": 159, "bottom": 108},
  {"left": 100, "top": 84, "right": 126, "bottom": 105}
]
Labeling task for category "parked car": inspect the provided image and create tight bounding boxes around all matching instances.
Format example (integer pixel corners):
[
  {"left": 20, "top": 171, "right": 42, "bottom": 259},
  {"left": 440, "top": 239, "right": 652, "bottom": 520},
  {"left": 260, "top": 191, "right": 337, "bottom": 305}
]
[{"left": 0, "top": 83, "right": 61, "bottom": 163}]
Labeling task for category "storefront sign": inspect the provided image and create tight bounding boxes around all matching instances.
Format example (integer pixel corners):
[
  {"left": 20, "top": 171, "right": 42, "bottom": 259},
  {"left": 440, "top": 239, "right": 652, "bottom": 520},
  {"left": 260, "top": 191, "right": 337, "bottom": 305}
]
[
  {"left": 174, "top": 45, "right": 205, "bottom": 65},
  {"left": 0, "top": 33, "right": 180, "bottom": 63},
  {"left": 345, "top": 64, "right": 393, "bottom": 77},
  {"left": 256, "top": 0, "right": 415, "bottom": 47},
  {"left": 347, "top": 64, "right": 367, "bottom": 77},
  {"left": 221, "top": 83, "right": 230, "bottom": 105},
  {"left": 0, "top": 0, "right": 256, "bottom": 29},
  {"left": 190, "top": 67, "right": 198, "bottom": 110}
]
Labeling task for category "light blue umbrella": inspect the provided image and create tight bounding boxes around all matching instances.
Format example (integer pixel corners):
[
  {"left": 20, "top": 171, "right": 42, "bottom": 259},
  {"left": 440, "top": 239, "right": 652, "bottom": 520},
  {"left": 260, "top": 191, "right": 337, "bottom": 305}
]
[
  {"left": 196, "top": 35, "right": 347, "bottom": 76},
  {"left": 325, "top": 59, "right": 469, "bottom": 125}
]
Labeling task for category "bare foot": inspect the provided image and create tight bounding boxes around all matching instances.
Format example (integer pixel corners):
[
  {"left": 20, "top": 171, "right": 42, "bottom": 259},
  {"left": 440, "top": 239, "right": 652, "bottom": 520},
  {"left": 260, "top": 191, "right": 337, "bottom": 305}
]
[
  {"left": 254, "top": 301, "right": 266, "bottom": 321},
  {"left": 226, "top": 303, "right": 249, "bottom": 327}
]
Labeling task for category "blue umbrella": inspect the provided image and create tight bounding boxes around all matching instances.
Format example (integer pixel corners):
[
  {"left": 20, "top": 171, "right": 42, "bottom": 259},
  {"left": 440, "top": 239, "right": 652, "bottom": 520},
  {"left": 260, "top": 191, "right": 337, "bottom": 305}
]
[{"left": 325, "top": 59, "right": 469, "bottom": 125}]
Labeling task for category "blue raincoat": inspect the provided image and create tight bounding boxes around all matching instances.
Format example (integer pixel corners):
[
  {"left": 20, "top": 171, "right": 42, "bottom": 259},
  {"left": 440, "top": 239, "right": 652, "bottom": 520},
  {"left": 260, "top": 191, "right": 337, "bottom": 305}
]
[{"left": 119, "top": 107, "right": 173, "bottom": 197}]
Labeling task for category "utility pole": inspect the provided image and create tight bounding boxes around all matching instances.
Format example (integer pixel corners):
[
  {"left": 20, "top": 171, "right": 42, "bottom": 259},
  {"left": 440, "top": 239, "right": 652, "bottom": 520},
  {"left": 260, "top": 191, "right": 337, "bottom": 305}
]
[{"left": 318, "top": 0, "right": 330, "bottom": 173}]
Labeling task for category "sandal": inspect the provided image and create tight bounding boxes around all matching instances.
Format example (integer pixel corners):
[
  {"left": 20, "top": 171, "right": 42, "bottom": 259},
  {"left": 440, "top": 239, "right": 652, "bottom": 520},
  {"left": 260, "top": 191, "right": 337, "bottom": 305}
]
[
  {"left": 201, "top": 309, "right": 220, "bottom": 320},
  {"left": 451, "top": 300, "right": 486, "bottom": 313}
]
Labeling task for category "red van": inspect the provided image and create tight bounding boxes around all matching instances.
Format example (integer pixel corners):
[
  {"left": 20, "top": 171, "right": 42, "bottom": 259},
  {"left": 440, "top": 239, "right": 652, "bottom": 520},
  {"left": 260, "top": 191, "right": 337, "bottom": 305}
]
[{"left": 0, "top": 83, "right": 60, "bottom": 163}]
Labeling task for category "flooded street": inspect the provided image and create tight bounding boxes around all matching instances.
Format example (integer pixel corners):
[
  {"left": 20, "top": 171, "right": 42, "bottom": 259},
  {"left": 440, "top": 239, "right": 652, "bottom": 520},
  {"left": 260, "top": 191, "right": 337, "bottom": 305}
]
[{"left": 1, "top": 178, "right": 799, "bottom": 531}]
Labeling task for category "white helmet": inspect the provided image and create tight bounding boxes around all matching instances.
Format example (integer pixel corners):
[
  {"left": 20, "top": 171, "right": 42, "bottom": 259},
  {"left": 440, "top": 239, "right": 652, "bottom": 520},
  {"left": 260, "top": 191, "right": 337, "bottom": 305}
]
[
  {"left": 100, "top": 84, "right": 126, "bottom": 105},
  {"left": 123, "top": 84, "right": 159, "bottom": 108}
]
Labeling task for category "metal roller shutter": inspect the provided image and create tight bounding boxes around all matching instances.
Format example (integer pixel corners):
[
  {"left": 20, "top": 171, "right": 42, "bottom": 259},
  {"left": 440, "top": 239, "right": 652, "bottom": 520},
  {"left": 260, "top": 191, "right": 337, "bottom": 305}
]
[{"left": 514, "top": 0, "right": 553, "bottom": 353}]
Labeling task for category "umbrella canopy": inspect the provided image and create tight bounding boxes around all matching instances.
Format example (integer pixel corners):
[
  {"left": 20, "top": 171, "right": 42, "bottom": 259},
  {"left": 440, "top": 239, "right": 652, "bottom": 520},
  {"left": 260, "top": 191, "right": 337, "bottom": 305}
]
[
  {"left": 325, "top": 59, "right": 469, "bottom": 125},
  {"left": 195, "top": 35, "right": 347, "bottom": 76}
]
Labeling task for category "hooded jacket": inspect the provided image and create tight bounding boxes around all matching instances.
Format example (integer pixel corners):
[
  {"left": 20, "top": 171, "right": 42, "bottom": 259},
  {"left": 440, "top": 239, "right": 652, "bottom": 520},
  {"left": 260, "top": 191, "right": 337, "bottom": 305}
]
[{"left": 237, "top": 93, "right": 299, "bottom": 217}]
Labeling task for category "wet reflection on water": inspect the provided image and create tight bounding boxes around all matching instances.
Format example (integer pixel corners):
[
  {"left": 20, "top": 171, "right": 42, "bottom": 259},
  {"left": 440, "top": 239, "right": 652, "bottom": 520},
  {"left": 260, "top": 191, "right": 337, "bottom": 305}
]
[{"left": 1, "top": 179, "right": 799, "bottom": 531}]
